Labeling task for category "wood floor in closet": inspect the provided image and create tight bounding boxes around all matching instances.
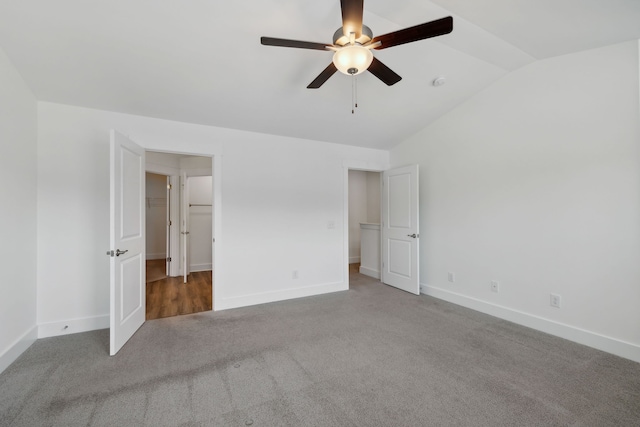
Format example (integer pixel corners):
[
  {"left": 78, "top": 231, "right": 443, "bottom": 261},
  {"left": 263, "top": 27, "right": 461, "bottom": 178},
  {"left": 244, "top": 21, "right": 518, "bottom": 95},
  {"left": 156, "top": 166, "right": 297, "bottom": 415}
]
[{"left": 145, "top": 260, "right": 212, "bottom": 320}]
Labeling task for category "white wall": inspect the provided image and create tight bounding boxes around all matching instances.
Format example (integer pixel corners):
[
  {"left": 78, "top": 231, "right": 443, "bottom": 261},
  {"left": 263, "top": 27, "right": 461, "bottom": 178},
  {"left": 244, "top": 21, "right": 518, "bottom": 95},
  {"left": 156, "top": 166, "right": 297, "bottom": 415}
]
[
  {"left": 147, "top": 151, "right": 180, "bottom": 173},
  {"left": 366, "top": 172, "right": 381, "bottom": 224},
  {"left": 188, "top": 176, "right": 212, "bottom": 271},
  {"left": 348, "top": 170, "right": 367, "bottom": 263},
  {"left": 348, "top": 171, "right": 381, "bottom": 263},
  {"left": 0, "top": 47, "right": 38, "bottom": 372},
  {"left": 36, "top": 102, "right": 389, "bottom": 335},
  {"left": 391, "top": 40, "right": 640, "bottom": 362},
  {"left": 145, "top": 172, "right": 167, "bottom": 260}
]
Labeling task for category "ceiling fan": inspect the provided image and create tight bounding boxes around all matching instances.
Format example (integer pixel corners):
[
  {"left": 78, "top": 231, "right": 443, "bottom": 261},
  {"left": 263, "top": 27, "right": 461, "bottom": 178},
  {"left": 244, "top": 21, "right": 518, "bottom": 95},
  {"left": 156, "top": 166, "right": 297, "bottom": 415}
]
[{"left": 260, "top": 0, "right": 453, "bottom": 89}]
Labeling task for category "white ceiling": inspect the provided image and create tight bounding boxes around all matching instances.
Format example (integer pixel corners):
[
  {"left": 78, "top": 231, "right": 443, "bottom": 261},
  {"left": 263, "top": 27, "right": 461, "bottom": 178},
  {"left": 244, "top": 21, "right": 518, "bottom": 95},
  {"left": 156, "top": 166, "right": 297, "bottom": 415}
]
[{"left": 1, "top": 0, "right": 639, "bottom": 150}]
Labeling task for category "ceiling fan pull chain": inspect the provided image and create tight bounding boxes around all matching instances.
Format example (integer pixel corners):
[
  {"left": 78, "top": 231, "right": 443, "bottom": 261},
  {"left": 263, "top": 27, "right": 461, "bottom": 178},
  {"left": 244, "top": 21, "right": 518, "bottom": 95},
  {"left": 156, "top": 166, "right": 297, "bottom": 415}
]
[
  {"left": 355, "top": 76, "right": 358, "bottom": 109},
  {"left": 351, "top": 73, "right": 355, "bottom": 114}
]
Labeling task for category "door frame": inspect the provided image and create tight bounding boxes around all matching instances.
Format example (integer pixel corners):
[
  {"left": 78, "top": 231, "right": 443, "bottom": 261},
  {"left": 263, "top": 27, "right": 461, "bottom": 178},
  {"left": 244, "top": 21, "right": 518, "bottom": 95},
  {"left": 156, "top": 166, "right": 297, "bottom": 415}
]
[
  {"left": 145, "top": 166, "right": 181, "bottom": 278},
  {"left": 144, "top": 149, "right": 221, "bottom": 309},
  {"left": 142, "top": 171, "right": 174, "bottom": 277},
  {"left": 342, "top": 161, "right": 388, "bottom": 289}
]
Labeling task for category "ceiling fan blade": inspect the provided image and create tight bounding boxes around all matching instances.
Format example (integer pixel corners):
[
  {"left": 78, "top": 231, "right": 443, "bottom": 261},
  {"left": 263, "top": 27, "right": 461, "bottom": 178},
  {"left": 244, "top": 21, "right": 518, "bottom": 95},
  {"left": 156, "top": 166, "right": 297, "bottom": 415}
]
[
  {"left": 261, "top": 37, "right": 330, "bottom": 51},
  {"left": 367, "top": 57, "right": 402, "bottom": 86},
  {"left": 307, "top": 63, "right": 338, "bottom": 89},
  {"left": 340, "top": 0, "right": 364, "bottom": 38},
  {"left": 371, "top": 16, "right": 453, "bottom": 50}
]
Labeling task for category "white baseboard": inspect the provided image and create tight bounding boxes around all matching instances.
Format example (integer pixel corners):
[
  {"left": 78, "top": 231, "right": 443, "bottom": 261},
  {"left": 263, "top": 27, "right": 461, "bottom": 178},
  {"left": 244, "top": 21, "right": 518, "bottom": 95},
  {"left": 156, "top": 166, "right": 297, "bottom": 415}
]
[
  {"left": 215, "top": 281, "right": 347, "bottom": 311},
  {"left": 190, "top": 263, "right": 212, "bottom": 272},
  {"left": 0, "top": 325, "right": 38, "bottom": 374},
  {"left": 38, "top": 314, "right": 109, "bottom": 339},
  {"left": 421, "top": 284, "right": 640, "bottom": 364},
  {"left": 349, "top": 257, "right": 361, "bottom": 264},
  {"left": 146, "top": 253, "right": 166, "bottom": 260},
  {"left": 359, "top": 266, "right": 380, "bottom": 279}
]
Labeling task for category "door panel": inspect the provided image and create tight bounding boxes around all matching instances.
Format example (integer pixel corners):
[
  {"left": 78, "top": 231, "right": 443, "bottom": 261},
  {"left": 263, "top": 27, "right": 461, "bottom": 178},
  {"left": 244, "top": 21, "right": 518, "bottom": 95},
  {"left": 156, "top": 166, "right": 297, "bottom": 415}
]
[
  {"left": 388, "top": 173, "right": 412, "bottom": 228},
  {"left": 166, "top": 176, "right": 171, "bottom": 276},
  {"left": 110, "top": 130, "right": 146, "bottom": 355},
  {"left": 181, "top": 173, "right": 190, "bottom": 283},
  {"left": 388, "top": 238, "right": 411, "bottom": 278},
  {"left": 382, "top": 165, "right": 419, "bottom": 295},
  {"left": 120, "top": 254, "right": 143, "bottom": 320}
]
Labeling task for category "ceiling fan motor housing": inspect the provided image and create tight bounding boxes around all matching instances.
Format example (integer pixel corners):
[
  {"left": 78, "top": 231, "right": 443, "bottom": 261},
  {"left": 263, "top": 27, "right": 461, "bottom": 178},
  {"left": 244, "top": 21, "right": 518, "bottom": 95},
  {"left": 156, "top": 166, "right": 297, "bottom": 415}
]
[{"left": 333, "top": 25, "right": 373, "bottom": 46}]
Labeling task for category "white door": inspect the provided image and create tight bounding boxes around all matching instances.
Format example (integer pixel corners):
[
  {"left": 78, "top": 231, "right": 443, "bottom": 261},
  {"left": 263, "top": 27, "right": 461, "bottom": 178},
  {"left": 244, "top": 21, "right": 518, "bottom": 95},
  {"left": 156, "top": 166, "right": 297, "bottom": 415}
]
[
  {"left": 109, "top": 130, "right": 146, "bottom": 355},
  {"left": 165, "top": 176, "right": 171, "bottom": 276},
  {"left": 381, "top": 165, "right": 419, "bottom": 295},
  {"left": 181, "top": 173, "right": 190, "bottom": 283}
]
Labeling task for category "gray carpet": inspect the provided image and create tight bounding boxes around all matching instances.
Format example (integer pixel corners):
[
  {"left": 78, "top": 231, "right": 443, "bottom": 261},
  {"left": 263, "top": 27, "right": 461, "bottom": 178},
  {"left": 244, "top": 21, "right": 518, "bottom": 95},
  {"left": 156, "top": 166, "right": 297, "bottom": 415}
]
[{"left": 2, "top": 270, "right": 640, "bottom": 426}]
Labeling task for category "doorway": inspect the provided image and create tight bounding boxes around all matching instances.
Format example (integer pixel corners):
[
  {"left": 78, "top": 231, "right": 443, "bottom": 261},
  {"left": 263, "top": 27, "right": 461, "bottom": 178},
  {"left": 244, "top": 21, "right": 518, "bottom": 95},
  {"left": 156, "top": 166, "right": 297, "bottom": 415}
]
[
  {"left": 344, "top": 165, "right": 421, "bottom": 295},
  {"left": 145, "top": 172, "right": 170, "bottom": 283},
  {"left": 145, "top": 151, "right": 214, "bottom": 320},
  {"left": 348, "top": 170, "right": 382, "bottom": 280}
]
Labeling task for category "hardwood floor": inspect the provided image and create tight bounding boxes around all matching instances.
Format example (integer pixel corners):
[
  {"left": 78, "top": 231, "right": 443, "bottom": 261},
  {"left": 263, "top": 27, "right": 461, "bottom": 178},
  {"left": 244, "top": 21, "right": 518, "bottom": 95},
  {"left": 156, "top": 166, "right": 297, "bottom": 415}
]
[
  {"left": 146, "top": 270, "right": 212, "bottom": 320},
  {"left": 349, "top": 262, "right": 361, "bottom": 275},
  {"left": 146, "top": 259, "right": 167, "bottom": 283}
]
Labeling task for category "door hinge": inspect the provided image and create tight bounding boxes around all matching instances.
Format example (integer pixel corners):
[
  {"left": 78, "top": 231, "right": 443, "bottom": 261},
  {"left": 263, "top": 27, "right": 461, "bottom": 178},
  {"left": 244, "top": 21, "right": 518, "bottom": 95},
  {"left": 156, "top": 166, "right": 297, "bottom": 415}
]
[
  {"left": 212, "top": 238, "right": 215, "bottom": 243},
  {"left": 168, "top": 184, "right": 172, "bottom": 190},
  {"left": 166, "top": 257, "right": 172, "bottom": 262},
  {"left": 168, "top": 220, "right": 172, "bottom": 226}
]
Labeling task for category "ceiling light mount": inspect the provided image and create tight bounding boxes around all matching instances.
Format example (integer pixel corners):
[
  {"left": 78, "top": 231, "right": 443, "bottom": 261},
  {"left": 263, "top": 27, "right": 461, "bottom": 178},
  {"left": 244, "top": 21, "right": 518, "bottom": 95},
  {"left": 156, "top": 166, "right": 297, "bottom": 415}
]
[
  {"left": 433, "top": 76, "right": 446, "bottom": 87},
  {"left": 333, "top": 25, "right": 373, "bottom": 46}
]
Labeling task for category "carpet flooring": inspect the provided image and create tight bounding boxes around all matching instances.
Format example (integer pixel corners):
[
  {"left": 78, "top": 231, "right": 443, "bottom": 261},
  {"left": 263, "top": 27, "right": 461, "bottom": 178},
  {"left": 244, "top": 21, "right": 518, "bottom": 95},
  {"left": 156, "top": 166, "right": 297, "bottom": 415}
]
[{"left": 1, "top": 270, "right": 639, "bottom": 426}]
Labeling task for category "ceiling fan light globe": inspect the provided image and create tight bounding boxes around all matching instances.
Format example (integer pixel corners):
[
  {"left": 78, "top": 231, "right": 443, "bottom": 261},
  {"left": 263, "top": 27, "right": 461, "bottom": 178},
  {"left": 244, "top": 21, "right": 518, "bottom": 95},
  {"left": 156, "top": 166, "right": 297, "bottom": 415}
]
[{"left": 332, "top": 45, "right": 373, "bottom": 76}]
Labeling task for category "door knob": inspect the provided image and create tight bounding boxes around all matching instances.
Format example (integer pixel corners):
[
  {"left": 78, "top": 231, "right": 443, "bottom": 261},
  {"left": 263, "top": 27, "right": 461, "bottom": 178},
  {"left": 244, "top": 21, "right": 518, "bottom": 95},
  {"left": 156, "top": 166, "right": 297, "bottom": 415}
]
[
  {"left": 407, "top": 234, "right": 418, "bottom": 238},
  {"left": 115, "top": 249, "right": 128, "bottom": 256}
]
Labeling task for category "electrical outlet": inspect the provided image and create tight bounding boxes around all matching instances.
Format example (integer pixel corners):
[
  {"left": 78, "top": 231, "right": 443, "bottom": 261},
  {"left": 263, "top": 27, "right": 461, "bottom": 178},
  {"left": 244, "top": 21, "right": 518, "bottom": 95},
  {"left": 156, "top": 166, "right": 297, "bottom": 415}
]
[
  {"left": 448, "top": 272, "right": 455, "bottom": 283},
  {"left": 550, "top": 293, "right": 561, "bottom": 308},
  {"left": 292, "top": 270, "right": 299, "bottom": 279},
  {"left": 491, "top": 280, "right": 500, "bottom": 293}
]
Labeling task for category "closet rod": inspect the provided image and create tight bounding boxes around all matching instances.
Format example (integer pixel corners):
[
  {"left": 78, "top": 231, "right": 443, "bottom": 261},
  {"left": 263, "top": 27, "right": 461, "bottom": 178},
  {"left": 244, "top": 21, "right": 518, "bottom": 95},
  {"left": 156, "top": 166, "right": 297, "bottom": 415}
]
[{"left": 189, "top": 204, "right": 212, "bottom": 207}]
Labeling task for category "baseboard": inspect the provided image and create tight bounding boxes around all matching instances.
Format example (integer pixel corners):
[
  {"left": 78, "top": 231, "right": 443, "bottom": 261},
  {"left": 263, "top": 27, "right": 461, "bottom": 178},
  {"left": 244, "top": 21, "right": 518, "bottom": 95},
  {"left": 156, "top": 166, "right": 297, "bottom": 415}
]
[
  {"left": 190, "top": 263, "right": 212, "bottom": 272},
  {"left": 146, "top": 253, "right": 166, "bottom": 260},
  {"left": 421, "top": 284, "right": 640, "bottom": 364},
  {"left": 38, "top": 314, "right": 109, "bottom": 339},
  {"left": 359, "top": 266, "right": 380, "bottom": 279},
  {"left": 0, "top": 325, "right": 38, "bottom": 374},
  {"left": 349, "top": 256, "right": 361, "bottom": 264},
  {"left": 215, "top": 281, "right": 347, "bottom": 311}
]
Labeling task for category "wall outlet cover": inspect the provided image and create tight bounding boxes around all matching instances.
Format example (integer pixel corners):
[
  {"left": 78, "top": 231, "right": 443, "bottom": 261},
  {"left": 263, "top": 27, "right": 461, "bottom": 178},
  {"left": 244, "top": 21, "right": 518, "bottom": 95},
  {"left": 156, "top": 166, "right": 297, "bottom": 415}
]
[{"left": 491, "top": 280, "right": 499, "bottom": 293}]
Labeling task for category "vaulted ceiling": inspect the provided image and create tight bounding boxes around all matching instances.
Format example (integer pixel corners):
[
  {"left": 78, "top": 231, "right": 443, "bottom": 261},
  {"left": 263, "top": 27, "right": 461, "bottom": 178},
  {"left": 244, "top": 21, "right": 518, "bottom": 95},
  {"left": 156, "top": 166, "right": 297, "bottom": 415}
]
[{"left": 1, "top": 1, "right": 639, "bottom": 149}]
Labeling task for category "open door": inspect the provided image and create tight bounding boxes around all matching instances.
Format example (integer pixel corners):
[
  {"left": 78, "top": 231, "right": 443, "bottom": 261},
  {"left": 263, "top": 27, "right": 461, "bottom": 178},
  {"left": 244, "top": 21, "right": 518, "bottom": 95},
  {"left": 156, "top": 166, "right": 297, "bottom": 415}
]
[
  {"left": 381, "top": 165, "right": 419, "bottom": 295},
  {"left": 181, "top": 172, "right": 190, "bottom": 283},
  {"left": 165, "top": 176, "right": 171, "bottom": 277},
  {"left": 109, "top": 130, "right": 146, "bottom": 355}
]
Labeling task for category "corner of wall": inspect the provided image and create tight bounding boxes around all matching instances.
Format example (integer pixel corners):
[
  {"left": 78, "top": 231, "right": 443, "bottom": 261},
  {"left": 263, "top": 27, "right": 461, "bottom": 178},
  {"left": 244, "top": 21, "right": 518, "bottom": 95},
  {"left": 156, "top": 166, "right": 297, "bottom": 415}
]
[
  {"left": 0, "top": 326, "right": 38, "bottom": 374},
  {"left": 421, "top": 284, "right": 640, "bottom": 364}
]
